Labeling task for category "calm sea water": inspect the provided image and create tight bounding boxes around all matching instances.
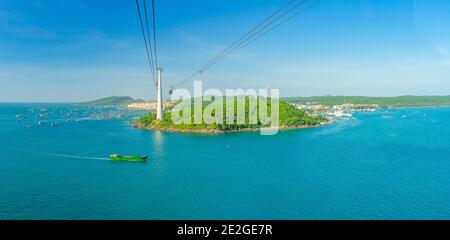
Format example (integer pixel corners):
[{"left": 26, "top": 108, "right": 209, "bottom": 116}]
[{"left": 0, "top": 103, "right": 449, "bottom": 220}]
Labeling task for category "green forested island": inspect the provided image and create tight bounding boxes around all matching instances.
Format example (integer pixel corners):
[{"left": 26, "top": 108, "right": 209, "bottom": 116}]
[
  {"left": 79, "top": 96, "right": 145, "bottom": 106},
  {"left": 134, "top": 97, "right": 327, "bottom": 133},
  {"left": 283, "top": 95, "right": 450, "bottom": 108}
]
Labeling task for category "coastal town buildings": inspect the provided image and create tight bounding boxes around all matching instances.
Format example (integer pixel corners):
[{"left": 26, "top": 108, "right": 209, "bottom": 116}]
[
  {"left": 127, "top": 101, "right": 176, "bottom": 110},
  {"left": 293, "top": 102, "right": 378, "bottom": 120}
]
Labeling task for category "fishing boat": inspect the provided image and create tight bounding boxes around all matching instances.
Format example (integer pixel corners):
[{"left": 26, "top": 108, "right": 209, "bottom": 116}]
[{"left": 109, "top": 154, "right": 147, "bottom": 162}]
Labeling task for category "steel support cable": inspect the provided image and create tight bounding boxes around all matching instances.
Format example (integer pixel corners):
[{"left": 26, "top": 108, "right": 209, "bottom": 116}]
[
  {"left": 136, "top": 0, "right": 156, "bottom": 85},
  {"left": 198, "top": 0, "right": 308, "bottom": 73},
  {"left": 196, "top": 0, "right": 297, "bottom": 74},
  {"left": 151, "top": 0, "right": 158, "bottom": 70},
  {"left": 205, "top": 0, "right": 321, "bottom": 70},
  {"left": 143, "top": 0, "right": 157, "bottom": 81},
  {"left": 173, "top": 0, "right": 309, "bottom": 88}
]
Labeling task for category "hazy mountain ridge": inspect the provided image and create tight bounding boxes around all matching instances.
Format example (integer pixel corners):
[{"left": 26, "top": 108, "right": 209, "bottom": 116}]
[{"left": 79, "top": 96, "right": 146, "bottom": 106}]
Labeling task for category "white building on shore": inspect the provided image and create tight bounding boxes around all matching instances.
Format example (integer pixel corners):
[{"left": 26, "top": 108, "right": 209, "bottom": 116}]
[{"left": 127, "top": 101, "right": 176, "bottom": 110}]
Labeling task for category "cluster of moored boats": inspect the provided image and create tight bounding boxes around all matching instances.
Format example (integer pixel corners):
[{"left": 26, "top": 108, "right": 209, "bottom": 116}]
[
  {"left": 14, "top": 106, "right": 147, "bottom": 129},
  {"left": 11, "top": 106, "right": 150, "bottom": 163}
]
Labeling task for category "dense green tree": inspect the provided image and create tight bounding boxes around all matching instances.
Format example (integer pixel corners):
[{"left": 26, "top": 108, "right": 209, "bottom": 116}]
[{"left": 136, "top": 97, "right": 326, "bottom": 132}]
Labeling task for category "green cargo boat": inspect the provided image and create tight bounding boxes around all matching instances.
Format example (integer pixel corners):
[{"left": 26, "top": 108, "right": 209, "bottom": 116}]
[{"left": 110, "top": 154, "right": 148, "bottom": 162}]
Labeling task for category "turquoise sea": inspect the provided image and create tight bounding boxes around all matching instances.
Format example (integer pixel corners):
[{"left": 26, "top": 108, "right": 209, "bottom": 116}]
[{"left": 0, "top": 103, "right": 449, "bottom": 220}]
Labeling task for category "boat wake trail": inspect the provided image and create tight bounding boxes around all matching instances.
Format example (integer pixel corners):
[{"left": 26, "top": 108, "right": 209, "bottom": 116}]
[
  {"left": 41, "top": 153, "right": 110, "bottom": 161},
  {"left": 6, "top": 148, "right": 109, "bottom": 161}
]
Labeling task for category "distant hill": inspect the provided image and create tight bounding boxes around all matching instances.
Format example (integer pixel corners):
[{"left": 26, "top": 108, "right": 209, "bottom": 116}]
[
  {"left": 79, "top": 96, "right": 146, "bottom": 106},
  {"left": 282, "top": 96, "right": 450, "bottom": 108}
]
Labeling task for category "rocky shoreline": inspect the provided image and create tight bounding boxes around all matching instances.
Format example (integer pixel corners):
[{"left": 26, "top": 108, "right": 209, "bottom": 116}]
[{"left": 132, "top": 120, "right": 332, "bottom": 135}]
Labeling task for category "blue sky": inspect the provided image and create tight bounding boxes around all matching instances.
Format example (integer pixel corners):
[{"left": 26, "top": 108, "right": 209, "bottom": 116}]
[{"left": 0, "top": 0, "right": 449, "bottom": 102}]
